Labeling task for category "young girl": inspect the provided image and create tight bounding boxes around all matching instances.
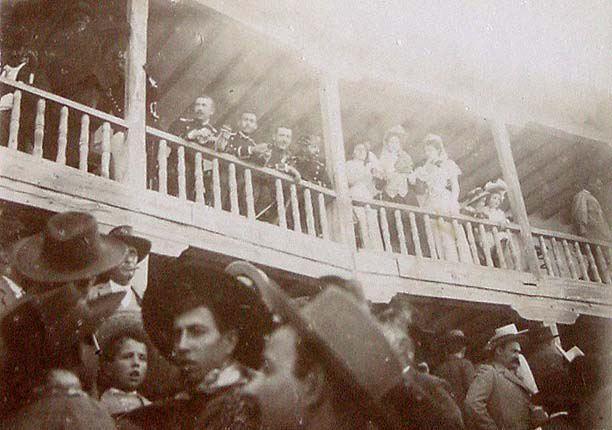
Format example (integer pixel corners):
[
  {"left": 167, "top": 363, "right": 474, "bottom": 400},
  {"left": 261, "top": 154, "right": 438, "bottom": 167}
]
[{"left": 99, "top": 326, "right": 151, "bottom": 415}]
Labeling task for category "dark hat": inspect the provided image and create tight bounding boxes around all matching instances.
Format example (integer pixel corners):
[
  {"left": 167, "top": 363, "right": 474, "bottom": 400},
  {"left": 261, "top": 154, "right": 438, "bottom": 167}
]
[
  {"left": 445, "top": 329, "right": 467, "bottom": 344},
  {"left": 11, "top": 212, "right": 128, "bottom": 284},
  {"left": 225, "top": 261, "right": 406, "bottom": 430},
  {"left": 108, "top": 225, "right": 151, "bottom": 262},
  {"left": 142, "top": 256, "right": 272, "bottom": 369},
  {"left": 485, "top": 324, "right": 528, "bottom": 352}
]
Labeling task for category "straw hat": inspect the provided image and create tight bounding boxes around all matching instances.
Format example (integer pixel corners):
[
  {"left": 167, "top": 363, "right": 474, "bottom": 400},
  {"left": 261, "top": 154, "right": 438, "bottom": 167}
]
[{"left": 485, "top": 324, "right": 528, "bottom": 352}]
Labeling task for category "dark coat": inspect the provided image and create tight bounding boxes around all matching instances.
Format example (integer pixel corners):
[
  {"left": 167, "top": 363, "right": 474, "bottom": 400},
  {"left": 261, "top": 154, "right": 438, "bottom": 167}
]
[
  {"left": 465, "top": 362, "right": 537, "bottom": 430},
  {"left": 434, "top": 355, "right": 475, "bottom": 407}
]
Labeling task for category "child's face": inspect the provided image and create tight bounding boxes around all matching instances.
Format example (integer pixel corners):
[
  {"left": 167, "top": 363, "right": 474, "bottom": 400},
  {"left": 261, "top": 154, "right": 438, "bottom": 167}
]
[{"left": 109, "top": 338, "right": 148, "bottom": 392}]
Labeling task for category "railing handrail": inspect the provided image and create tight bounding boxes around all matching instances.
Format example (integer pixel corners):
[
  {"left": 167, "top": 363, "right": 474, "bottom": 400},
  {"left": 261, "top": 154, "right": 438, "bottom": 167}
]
[
  {"left": 146, "top": 126, "right": 337, "bottom": 197},
  {"left": 531, "top": 227, "right": 612, "bottom": 248},
  {"left": 0, "top": 76, "right": 128, "bottom": 129},
  {"left": 352, "top": 196, "right": 522, "bottom": 231}
]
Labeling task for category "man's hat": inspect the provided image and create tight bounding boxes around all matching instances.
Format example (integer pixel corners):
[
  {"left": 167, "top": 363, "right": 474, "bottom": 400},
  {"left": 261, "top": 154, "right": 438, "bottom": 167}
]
[
  {"left": 485, "top": 324, "right": 528, "bottom": 352},
  {"left": 445, "top": 329, "right": 467, "bottom": 344},
  {"left": 11, "top": 212, "right": 128, "bottom": 284},
  {"left": 225, "top": 261, "right": 406, "bottom": 430},
  {"left": 108, "top": 225, "right": 151, "bottom": 263}
]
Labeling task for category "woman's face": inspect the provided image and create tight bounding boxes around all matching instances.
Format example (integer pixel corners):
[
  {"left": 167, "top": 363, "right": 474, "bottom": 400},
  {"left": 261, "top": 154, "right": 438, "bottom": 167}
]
[
  {"left": 425, "top": 144, "right": 440, "bottom": 161},
  {"left": 353, "top": 145, "right": 367, "bottom": 161},
  {"left": 488, "top": 193, "right": 502, "bottom": 209}
]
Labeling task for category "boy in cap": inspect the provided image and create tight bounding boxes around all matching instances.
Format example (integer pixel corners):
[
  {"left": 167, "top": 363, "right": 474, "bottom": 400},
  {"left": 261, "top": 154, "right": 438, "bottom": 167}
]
[{"left": 1, "top": 211, "right": 128, "bottom": 429}]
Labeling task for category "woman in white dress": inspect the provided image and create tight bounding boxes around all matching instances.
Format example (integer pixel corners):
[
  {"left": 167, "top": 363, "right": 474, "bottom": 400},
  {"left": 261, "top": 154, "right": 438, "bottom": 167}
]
[
  {"left": 346, "top": 144, "right": 384, "bottom": 250},
  {"left": 409, "top": 134, "right": 472, "bottom": 263}
]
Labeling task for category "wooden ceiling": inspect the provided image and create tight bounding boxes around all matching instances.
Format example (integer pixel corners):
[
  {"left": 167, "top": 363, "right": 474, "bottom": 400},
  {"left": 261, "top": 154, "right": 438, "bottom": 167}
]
[{"left": 147, "top": 4, "right": 610, "bottom": 226}]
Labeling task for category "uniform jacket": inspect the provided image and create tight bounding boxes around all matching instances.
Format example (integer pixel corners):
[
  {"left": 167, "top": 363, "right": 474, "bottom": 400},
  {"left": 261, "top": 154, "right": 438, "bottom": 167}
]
[
  {"left": 292, "top": 153, "right": 331, "bottom": 187},
  {"left": 224, "top": 131, "right": 265, "bottom": 164},
  {"left": 465, "top": 362, "right": 538, "bottom": 430},
  {"left": 169, "top": 118, "right": 218, "bottom": 149}
]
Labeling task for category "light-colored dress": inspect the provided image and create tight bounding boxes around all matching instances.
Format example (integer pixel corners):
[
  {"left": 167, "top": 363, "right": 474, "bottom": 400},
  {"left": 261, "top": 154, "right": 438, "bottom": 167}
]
[
  {"left": 346, "top": 158, "right": 384, "bottom": 250},
  {"left": 377, "top": 148, "right": 410, "bottom": 200},
  {"left": 413, "top": 160, "right": 472, "bottom": 263}
]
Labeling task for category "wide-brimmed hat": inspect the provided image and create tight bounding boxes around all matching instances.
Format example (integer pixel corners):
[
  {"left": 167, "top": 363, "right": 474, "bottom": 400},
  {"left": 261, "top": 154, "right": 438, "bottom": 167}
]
[
  {"left": 463, "top": 187, "right": 490, "bottom": 207},
  {"left": 108, "top": 225, "right": 151, "bottom": 263},
  {"left": 11, "top": 212, "right": 128, "bottom": 284},
  {"left": 225, "top": 261, "right": 406, "bottom": 430},
  {"left": 485, "top": 324, "right": 528, "bottom": 352},
  {"left": 142, "top": 254, "right": 273, "bottom": 369},
  {"left": 484, "top": 178, "right": 508, "bottom": 196}
]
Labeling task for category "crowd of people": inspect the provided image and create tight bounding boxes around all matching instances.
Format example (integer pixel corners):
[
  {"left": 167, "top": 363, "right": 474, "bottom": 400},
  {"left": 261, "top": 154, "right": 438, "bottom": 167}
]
[{"left": 0, "top": 209, "right": 608, "bottom": 429}]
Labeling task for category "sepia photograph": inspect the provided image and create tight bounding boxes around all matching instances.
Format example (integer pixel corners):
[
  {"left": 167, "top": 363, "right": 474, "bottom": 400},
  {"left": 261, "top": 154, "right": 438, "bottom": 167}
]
[{"left": 0, "top": 0, "right": 610, "bottom": 428}]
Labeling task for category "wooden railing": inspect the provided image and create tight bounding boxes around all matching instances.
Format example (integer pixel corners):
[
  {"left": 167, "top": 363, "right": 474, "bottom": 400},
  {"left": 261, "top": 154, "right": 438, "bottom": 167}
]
[
  {"left": 2, "top": 77, "right": 610, "bottom": 286},
  {"left": 145, "top": 127, "right": 336, "bottom": 239},
  {"left": 532, "top": 228, "right": 611, "bottom": 285},
  {"left": 352, "top": 197, "right": 526, "bottom": 271},
  {"left": 0, "top": 77, "right": 128, "bottom": 179}
]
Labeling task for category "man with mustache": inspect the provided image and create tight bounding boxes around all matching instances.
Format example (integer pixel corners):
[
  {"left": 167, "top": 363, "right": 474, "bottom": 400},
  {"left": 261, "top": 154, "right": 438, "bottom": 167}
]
[{"left": 465, "top": 324, "right": 548, "bottom": 430}]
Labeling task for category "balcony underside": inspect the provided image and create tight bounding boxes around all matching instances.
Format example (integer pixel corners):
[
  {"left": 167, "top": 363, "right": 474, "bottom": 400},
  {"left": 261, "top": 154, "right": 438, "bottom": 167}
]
[{"left": 1, "top": 146, "right": 610, "bottom": 322}]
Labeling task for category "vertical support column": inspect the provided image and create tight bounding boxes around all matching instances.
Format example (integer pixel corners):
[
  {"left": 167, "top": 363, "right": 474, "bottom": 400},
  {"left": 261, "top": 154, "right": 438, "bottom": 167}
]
[
  {"left": 124, "top": 0, "right": 149, "bottom": 189},
  {"left": 319, "top": 73, "right": 356, "bottom": 249},
  {"left": 490, "top": 119, "right": 541, "bottom": 277}
]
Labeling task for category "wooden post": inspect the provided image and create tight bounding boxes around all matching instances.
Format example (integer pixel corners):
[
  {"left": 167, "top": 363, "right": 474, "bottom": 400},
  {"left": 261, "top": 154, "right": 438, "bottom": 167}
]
[
  {"left": 490, "top": 119, "right": 541, "bottom": 277},
  {"left": 124, "top": 0, "right": 149, "bottom": 189},
  {"left": 319, "top": 73, "right": 356, "bottom": 248}
]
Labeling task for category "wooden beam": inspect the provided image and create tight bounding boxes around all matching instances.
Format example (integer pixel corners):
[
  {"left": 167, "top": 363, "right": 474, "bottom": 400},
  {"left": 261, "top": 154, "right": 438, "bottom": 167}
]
[
  {"left": 489, "top": 119, "right": 541, "bottom": 276},
  {"left": 124, "top": 0, "right": 149, "bottom": 189},
  {"left": 319, "top": 73, "right": 356, "bottom": 252}
]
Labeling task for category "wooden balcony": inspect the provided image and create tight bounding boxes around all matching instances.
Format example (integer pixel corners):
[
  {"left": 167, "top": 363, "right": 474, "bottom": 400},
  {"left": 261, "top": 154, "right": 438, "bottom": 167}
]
[{"left": 1, "top": 77, "right": 611, "bottom": 324}]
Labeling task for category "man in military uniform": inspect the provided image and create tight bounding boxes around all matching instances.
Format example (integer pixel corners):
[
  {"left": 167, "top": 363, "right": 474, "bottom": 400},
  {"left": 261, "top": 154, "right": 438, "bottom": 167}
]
[
  {"left": 166, "top": 96, "right": 218, "bottom": 200},
  {"left": 169, "top": 96, "right": 218, "bottom": 149},
  {"left": 223, "top": 112, "right": 269, "bottom": 163},
  {"left": 292, "top": 135, "right": 331, "bottom": 187}
]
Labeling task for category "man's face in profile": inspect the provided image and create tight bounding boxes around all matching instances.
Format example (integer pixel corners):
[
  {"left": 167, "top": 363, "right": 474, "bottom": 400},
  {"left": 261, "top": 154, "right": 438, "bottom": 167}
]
[{"left": 245, "top": 326, "right": 307, "bottom": 430}]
